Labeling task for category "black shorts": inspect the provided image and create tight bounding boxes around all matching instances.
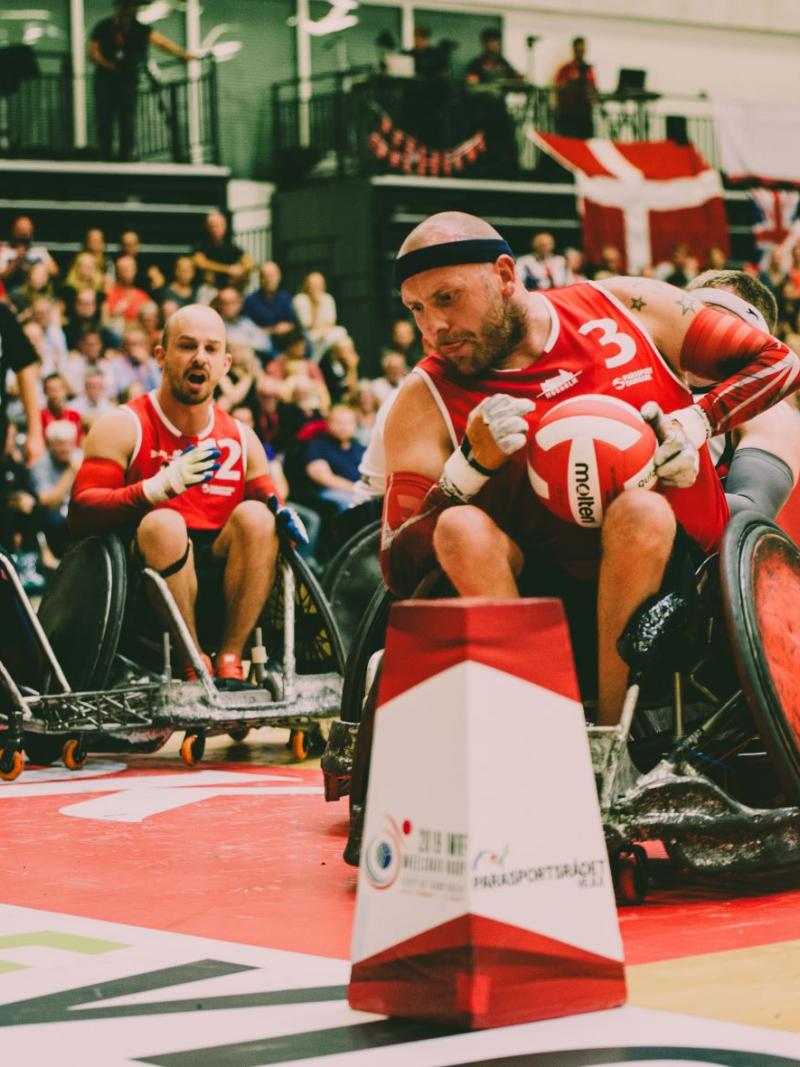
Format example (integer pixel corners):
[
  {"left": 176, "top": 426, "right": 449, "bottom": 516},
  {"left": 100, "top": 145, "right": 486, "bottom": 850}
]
[{"left": 518, "top": 523, "right": 705, "bottom": 700}]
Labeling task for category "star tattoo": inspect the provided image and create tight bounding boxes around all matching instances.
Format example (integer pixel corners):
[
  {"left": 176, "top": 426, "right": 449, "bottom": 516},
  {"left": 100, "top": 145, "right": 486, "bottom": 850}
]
[
  {"left": 677, "top": 297, "right": 696, "bottom": 316},
  {"left": 630, "top": 296, "right": 646, "bottom": 311}
]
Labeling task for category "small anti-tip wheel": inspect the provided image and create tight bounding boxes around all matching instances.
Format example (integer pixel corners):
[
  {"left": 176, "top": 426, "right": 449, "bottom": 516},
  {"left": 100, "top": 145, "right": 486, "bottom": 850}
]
[
  {"left": 613, "top": 845, "right": 649, "bottom": 905},
  {"left": 180, "top": 733, "right": 206, "bottom": 766},
  {"left": 62, "top": 738, "right": 88, "bottom": 771},
  {"left": 290, "top": 729, "right": 309, "bottom": 762},
  {"left": 0, "top": 748, "right": 24, "bottom": 781},
  {"left": 228, "top": 728, "right": 250, "bottom": 744}
]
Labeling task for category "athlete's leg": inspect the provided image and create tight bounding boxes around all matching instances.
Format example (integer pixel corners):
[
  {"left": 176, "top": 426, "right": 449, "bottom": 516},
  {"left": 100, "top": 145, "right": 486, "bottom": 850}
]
[
  {"left": 432, "top": 505, "right": 524, "bottom": 597},
  {"left": 597, "top": 489, "right": 676, "bottom": 726},
  {"left": 136, "top": 509, "right": 201, "bottom": 649},
  {"left": 212, "top": 500, "right": 278, "bottom": 657}
]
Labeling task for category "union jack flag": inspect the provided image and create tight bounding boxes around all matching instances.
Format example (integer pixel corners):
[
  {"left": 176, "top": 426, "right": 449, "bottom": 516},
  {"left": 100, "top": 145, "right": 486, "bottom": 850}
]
[{"left": 749, "top": 188, "right": 800, "bottom": 260}]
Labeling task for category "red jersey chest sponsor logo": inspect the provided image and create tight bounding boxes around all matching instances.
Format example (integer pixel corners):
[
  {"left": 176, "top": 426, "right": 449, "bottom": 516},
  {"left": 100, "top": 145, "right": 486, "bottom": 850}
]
[{"left": 147, "top": 435, "right": 244, "bottom": 497}]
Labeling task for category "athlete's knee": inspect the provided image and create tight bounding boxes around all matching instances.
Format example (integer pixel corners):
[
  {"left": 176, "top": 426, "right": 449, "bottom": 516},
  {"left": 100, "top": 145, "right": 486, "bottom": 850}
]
[
  {"left": 137, "top": 509, "right": 188, "bottom": 564},
  {"left": 228, "top": 499, "right": 277, "bottom": 543},
  {"left": 433, "top": 506, "right": 501, "bottom": 569},
  {"left": 602, "top": 489, "right": 675, "bottom": 557}
]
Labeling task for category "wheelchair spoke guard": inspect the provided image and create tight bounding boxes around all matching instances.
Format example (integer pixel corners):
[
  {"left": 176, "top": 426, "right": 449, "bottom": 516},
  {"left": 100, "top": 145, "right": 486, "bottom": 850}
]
[
  {"left": 263, "top": 548, "right": 345, "bottom": 675},
  {"left": 322, "top": 519, "right": 382, "bottom": 655},
  {"left": 721, "top": 512, "right": 800, "bottom": 802}
]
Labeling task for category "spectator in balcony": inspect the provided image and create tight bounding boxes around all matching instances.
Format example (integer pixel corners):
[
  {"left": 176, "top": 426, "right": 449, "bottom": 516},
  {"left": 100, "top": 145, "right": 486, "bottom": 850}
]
[
  {"left": 40, "top": 373, "right": 84, "bottom": 446},
  {"left": 405, "top": 25, "right": 450, "bottom": 80},
  {"left": 305, "top": 405, "right": 366, "bottom": 514},
  {"left": 592, "top": 244, "right": 623, "bottom": 280},
  {"left": 73, "top": 368, "right": 117, "bottom": 430},
  {"left": 555, "top": 37, "right": 596, "bottom": 139},
  {"left": 386, "top": 317, "right": 422, "bottom": 365},
  {"left": 319, "top": 335, "right": 360, "bottom": 405},
  {"left": 293, "top": 271, "right": 345, "bottom": 361},
  {"left": 156, "top": 255, "right": 197, "bottom": 308},
  {"left": 370, "top": 350, "right": 408, "bottom": 407},
  {"left": 103, "top": 254, "right": 150, "bottom": 342},
  {"left": 64, "top": 252, "right": 107, "bottom": 315},
  {"left": 193, "top": 211, "right": 253, "bottom": 291},
  {"left": 64, "top": 288, "right": 105, "bottom": 349},
  {"left": 516, "top": 232, "right": 570, "bottom": 291},
  {"left": 31, "top": 419, "right": 82, "bottom": 559},
  {"left": 0, "top": 215, "right": 58, "bottom": 292},
  {"left": 243, "top": 261, "right": 298, "bottom": 358},
  {"left": 215, "top": 286, "right": 271, "bottom": 361},
  {"left": 107, "top": 326, "right": 160, "bottom": 399},
  {"left": 465, "top": 28, "right": 521, "bottom": 86},
  {"left": 88, "top": 0, "right": 194, "bottom": 162}
]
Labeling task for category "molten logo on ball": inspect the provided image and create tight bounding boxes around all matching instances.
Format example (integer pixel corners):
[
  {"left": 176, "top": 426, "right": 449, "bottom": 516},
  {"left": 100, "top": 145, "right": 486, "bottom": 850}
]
[{"left": 528, "top": 394, "right": 657, "bottom": 527}]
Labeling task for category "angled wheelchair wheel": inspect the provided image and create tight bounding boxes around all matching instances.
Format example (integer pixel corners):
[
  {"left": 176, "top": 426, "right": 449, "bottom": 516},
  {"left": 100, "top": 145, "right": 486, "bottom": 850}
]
[
  {"left": 720, "top": 512, "right": 800, "bottom": 802},
  {"left": 37, "top": 535, "right": 128, "bottom": 693},
  {"left": 341, "top": 584, "right": 395, "bottom": 724},
  {"left": 262, "top": 548, "right": 345, "bottom": 676},
  {"left": 321, "top": 520, "right": 382, "bottom": 656}
]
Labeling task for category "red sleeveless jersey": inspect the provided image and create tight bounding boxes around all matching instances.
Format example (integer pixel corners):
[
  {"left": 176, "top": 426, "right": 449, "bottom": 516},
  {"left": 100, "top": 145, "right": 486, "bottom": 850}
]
[
  {"left": 124, "top": 392, "right": 247, "bottom": 531},
  {"left": 414, "top": 281, "right": 729, "bottom": 576}
]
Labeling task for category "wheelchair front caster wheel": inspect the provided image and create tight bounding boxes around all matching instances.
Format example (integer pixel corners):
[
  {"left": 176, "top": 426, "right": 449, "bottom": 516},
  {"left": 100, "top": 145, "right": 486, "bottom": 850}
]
[
  {"left": 290, "top": 729, "right": 309, "bottom": 762},
  {"left": 0, "top": 748, "right": 24, "bottom": 781},
  {"left": 228, "top": 728, "right": 250, "bottom": 744},
  {"left": 613, "top": 844, "right": 649, "bottom": 905},
  {"left": 62, "top": 738, "right": 88, "bottom": 771},
  {"left": 180, "top": 733, "right": 205, "bottom": 766}
]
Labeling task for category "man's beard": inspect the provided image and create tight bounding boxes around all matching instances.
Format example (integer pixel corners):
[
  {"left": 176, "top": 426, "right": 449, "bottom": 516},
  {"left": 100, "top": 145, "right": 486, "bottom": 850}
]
[
  {"left": 168, "top": 369, "right": 211, "bottom": 405},
  {"left": 448, "top": 297, "right": 528, "bottom": 377}
]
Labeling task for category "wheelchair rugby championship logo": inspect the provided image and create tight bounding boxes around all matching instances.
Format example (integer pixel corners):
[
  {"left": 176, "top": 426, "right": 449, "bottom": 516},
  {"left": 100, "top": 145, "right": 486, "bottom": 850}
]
[{"left": 364, "top": 815, "right": 404, "bottom": 890}]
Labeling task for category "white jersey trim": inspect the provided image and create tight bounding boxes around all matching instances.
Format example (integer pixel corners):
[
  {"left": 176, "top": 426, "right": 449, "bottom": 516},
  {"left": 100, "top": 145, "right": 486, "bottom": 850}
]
[
  {"left": 588, "top": 281, "right": 688, "bottom": 391},
  {"left": 120, "top": 404, "right": 143, "bottom": 465},
  {"left": 148, "top": 389, "right": 215, "bottom": 440},
  {"left": 536, "top": 292, "right": 561, "bottom": 352},
  {"left": 412, "top": 366, "right": 459, "bottom": 450},
  {"left": 234, "top": 417, "right": 248, "bottom": 475}
]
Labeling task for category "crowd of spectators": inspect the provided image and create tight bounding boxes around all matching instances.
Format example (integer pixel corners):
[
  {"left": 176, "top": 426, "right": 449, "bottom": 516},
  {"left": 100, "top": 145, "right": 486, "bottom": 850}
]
[{"left": 0, "top": 212, "right": 414, "bottom": 589}]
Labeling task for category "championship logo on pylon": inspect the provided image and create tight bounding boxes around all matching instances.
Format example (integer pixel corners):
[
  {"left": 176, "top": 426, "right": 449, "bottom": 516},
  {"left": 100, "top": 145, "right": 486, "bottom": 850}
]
[{"left": 349, "top": 598, "right": 627, "bottom": 1029}]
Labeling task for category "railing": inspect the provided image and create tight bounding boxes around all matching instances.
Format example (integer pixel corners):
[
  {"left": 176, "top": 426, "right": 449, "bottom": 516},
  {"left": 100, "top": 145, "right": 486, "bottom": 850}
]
[
  {"left": 271, "top": 70, "right": 721, "bottom": 183},
  {"left": 0, "top": 50, "right": 220, "bottom": 165}
]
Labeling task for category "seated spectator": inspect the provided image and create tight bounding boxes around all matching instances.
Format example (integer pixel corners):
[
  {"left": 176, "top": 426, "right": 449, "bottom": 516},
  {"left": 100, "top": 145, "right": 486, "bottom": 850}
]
[
  {"left": 137, "top": 300, "right": 162, "bottom": 348},
  {"left": 293, "top": 271, "right": 346, "bottom": 361},
  {"left": 565, "top": 247, "right": 588, "bottom": 283},
  {"left": 103, "top": 255, "right": 150, "bottom": 342},
  {"left": 788, "top": 244, "right": 800, "bottom": 291},
  {"left": 157, "top": 255, "right": 197, "bottom": 308},
  {"left": 215, "top": 286, "right": 270, "bottom": 361},
  {"left": 305, "top": 405, "right": 366, "bottom": 514},
  {"left": 0, "top": 215, "right": 58, "bottom": 291},
  {"left": 354, "top": 381, "right": 378, "bottom": 445},
  {"left": 83, "top": 226, "right": 114, "bottom": 284},
  {"left": 28, "top": 297, "right": 68, "bottom": 367},
  {"left": 386, "top": 317, "right": 422, "bottom": 365},
  {"left": 73, "top": 368, "right": 116, "bottom": 429},
  {"left": 64, "top": 288, "right": 105, "bottom": 349},
  {"left": 760, "top": 246, "right": 789, "bottom": 300},
  {"left": 592, "top": 244, "right": 623, "bottom": 279},
  {"left": 10, "top": 261, "right": 56, "bottom": 314},
  {"left": 40, "top": 373, "right": 84, "bottom": 444},
  {"left": 195, "top": 271, "right": 219, "bottom": 306},
  {"left": 707, "top": 245, "right": 729, "bottom": 271},
  {"left": 319, "top": 335, "right": 360, "bottom": 405},
  {"left": 61, "top": 329, "right": 115, "bottom": 399},
  {"left": 107, "top": 326, "right": 160, "bottom": 399},
  {"left": 263, "top": 328, "right": 331, "bottom": 410},
  {"left": 119, "top": 230, "right": 165, "bottom": 294},
  {"left": 654, "top": 242, "right": 697, "bottom": 287},
  {"left": 516, "top": 232, "right": 570, "bottom": 290},
  {"left": 370, "top": 350, "right": 408, "bottom": 406},
  {"left": 193, "top": 210, "right": 253, "bottom": 290},
  {"left": 216, "top": 344, "right": 259, "bottom": 413},
  {"left": 30, "top": 419, "right": 81, "bottom": 559},
  {"left": 243, "top": 261, "right": 298, "bottom": 357},
  {"left": 0, "top": 420, "right": 44, "bottom": 591},
  {"left": 64, "top": 250, "right": 107, "bottom": 309},
  {"left": 274, "top": 376, "right": 327, "bottom": 455}
]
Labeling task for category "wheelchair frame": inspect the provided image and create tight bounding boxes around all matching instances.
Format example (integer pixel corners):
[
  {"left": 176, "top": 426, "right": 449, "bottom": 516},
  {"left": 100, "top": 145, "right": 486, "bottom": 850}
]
[{"left": 0, "top": 532, "right": 344, "bottom": 778}]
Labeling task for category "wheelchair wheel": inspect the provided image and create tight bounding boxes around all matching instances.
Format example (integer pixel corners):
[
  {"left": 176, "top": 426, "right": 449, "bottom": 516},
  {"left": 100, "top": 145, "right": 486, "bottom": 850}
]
[
  {"left": 37, "top": 535, "right": 128, "bottom": 692},
  {"left": 262, "top": 547, "right": 345, "bottom": 675},
  {"left": 340, "top": 584, "right": 395, "bottom": 724},
  {"left": 321, "top": 520, "right": 382, "bottom": 655},
  {"left": 721, "top": 512, "right": 800, "bottom": 802}
]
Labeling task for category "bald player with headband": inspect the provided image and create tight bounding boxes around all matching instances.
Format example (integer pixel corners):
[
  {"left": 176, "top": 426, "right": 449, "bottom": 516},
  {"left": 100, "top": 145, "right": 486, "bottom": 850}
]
[
  {"left": 68, "top": 303, "right": 305, "bottom": 681},
  {"left": 382, "top": 212, "right": 800, "bottom": 726}
]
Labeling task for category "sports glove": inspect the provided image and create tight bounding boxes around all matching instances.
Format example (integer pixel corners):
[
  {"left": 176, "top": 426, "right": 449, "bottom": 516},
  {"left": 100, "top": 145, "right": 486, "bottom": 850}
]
[
  {"left": 641, "top": 401, "right": 710, "bottom": 489},
  {"left": 267, "top": 494, "right": 310, "bottom": 547},
  {"left": 440, "top": 394, "right": 535, "bottom": 502},
  {"left": 142, "top": 443, "right": 220, "bottom": 504}
]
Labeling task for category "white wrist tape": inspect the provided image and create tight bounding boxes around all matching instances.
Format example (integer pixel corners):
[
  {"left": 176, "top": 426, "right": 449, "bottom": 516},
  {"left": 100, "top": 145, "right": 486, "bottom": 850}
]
[
  {"left": 439, "top": 444, "right": 491, "bottom": 502},
  {"left": 671, "top": 404, "right": 712, "bottom": 448},
  {"left": 142, "top": 467, "right": 174, "bottom": 505}
]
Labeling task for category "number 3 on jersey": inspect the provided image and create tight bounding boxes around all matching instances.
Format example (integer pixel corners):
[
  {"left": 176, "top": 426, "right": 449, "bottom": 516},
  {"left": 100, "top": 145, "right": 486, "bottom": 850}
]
[{"left": 579, "top": 318, "right": 636, "bottom": 369}]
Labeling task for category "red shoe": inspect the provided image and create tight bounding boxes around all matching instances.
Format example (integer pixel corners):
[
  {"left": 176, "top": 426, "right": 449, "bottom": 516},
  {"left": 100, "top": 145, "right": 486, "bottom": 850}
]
[
  {"left": 184, "top": 653, "right": 213, "bottom": 681},
  {"left": 216, "top": 652, "right": 245, "bottom": 682}
]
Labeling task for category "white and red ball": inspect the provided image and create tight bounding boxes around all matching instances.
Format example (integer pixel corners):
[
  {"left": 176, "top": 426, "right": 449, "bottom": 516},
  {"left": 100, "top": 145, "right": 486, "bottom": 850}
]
[{"left": 527, "top": 394, "right": 657, "bottom": 527}]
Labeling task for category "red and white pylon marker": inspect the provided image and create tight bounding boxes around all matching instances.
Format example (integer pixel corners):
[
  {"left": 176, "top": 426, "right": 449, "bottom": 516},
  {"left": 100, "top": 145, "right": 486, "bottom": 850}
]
[{"left": 348, "top": 598, "right": 626, "bottom": 1029}]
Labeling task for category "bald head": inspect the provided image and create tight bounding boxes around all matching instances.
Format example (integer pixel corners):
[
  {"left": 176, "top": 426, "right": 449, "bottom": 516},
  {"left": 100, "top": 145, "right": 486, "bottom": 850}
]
[
  {"left": 162, "top": 303, "right": 226, "bottom": 350},
  {"left": 399, "top": 212, "right": 502, "bottom": 257}
]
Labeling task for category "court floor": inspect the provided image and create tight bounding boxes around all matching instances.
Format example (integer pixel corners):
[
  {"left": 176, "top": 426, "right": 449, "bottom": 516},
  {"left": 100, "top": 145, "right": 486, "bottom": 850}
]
[{"left": 1, "top": 729, "right": 798, "bottom": 1065}]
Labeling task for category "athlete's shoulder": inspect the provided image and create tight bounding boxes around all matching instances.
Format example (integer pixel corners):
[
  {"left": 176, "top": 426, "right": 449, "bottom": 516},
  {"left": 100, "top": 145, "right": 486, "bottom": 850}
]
[{"left": 82, "top": 406, "right": 138, "bottom": 463}]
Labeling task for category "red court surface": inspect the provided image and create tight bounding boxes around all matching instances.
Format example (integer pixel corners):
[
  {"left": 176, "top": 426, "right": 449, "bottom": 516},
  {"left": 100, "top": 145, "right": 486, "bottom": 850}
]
[{"left": 1, "top": 757, "right": 798, "bottom": 967}]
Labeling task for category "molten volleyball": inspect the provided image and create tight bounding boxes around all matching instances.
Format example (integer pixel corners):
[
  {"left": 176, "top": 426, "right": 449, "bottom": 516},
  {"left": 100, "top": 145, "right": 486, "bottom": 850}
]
[{"left": 528, "top": 394, "right": 658, "bottom": 527}]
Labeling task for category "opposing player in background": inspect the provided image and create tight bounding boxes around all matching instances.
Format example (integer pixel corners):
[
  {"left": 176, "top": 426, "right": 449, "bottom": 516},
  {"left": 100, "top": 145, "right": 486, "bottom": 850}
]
[
  {"left": 383, "top": 213, "right": 800, "bottom": 725},
  {"left": 68, "top": 304, "right": 296, "bottom": 681}
]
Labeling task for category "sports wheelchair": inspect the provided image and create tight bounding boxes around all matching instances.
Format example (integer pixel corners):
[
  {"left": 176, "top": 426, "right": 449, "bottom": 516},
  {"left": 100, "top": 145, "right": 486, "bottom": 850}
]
[
  {"left": 0, "top": 527, "right": 344, "bottom": 779},
  {"left": 320, "top": 512, "right": 800, "bottom": 901}
]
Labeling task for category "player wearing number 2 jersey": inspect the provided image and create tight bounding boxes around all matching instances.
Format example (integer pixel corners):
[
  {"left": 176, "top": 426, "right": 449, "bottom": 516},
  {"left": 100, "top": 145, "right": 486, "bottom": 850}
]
[
  {"left": 383, "top": 212, "right": 800, "bottom": 726},
  {"left": 68, "top": 304, "right": 282, "bottom": 681}
]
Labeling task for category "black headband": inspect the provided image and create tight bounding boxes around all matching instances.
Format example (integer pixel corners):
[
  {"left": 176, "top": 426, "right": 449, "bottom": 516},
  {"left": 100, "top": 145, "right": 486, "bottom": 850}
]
[{"left": 394, "top": 238, "right": 513, "bottom": 287}]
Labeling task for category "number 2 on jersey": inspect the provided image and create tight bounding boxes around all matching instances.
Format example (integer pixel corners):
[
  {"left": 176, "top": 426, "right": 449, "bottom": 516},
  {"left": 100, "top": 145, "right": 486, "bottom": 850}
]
[{"left": 579, "top": 317, "right": 636, "bottom": 369}]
